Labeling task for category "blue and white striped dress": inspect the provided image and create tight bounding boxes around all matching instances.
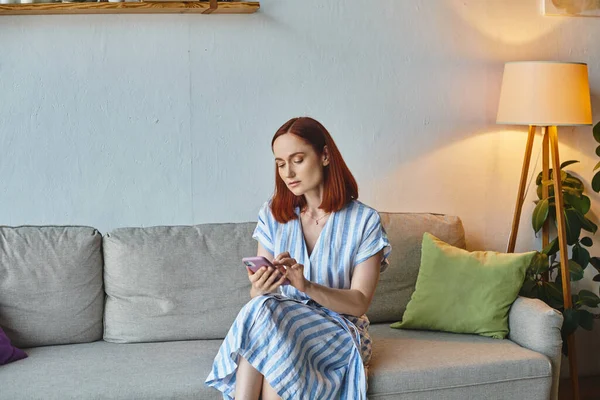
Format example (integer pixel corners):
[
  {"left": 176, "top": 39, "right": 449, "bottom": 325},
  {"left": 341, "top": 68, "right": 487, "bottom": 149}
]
[{"left": 205, "top": 199, "right": 391, "bottom": 399}]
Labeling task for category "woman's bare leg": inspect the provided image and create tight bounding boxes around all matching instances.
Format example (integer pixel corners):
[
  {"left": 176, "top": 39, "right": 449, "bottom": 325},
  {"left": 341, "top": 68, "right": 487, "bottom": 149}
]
[
  {"left": 235, "top": 356, "right": 263, "bottom": 400},
  {"left": 261, "top": 376, "right": 282, "bottom": 400}
]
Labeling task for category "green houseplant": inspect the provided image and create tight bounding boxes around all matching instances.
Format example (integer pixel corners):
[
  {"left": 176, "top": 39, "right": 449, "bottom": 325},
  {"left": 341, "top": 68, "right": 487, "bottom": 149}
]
[{"left": 521, "top": 121, "right": 600, "bottom": 355}]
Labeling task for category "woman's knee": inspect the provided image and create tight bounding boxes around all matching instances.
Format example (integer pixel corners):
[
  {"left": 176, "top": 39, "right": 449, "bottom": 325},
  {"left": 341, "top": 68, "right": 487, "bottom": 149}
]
[
  {"left": 240, "top": 295, "right": 280, "bottom": 323},
  {"left": 261, "top": 376, "right": 282, "bottom": 400}
]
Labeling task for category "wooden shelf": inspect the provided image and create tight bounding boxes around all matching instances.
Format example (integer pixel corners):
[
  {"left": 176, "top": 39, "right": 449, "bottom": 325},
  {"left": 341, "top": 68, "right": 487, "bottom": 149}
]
[{"left": 0, "top": 0, "right": 259, "bottom": 15}]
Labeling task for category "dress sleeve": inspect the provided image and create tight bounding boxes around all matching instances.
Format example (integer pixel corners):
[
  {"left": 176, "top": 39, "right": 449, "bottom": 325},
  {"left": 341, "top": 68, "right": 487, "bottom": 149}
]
[
  {"left": 354, "top": 210, "right": 392, "bottom": 272},
  {"left": 251, "top": 201, "right": 275, "bottom": 255}
]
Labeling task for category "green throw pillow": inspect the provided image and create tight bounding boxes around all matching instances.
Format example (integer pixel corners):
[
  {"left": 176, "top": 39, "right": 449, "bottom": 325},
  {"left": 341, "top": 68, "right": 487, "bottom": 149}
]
[{"left": 390, "top": 232, "right": 535, "bottom": 339}]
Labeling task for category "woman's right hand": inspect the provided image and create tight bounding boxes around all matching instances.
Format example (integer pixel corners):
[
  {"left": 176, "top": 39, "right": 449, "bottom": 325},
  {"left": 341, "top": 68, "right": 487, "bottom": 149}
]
[{"left": 247, "top": 266, "right": 287, "bottom": 297}]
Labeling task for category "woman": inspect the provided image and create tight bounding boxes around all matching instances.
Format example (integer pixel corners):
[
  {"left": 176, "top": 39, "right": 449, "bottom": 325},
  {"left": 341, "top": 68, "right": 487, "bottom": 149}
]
[{"left": 205, "top": 117, "right": 391, "bottom": 400}]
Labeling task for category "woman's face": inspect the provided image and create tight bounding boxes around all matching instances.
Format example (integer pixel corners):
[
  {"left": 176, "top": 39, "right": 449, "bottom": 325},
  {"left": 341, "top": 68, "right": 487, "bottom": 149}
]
[{"left": 272, "top": 133, "right": 328, "bottom": 196}]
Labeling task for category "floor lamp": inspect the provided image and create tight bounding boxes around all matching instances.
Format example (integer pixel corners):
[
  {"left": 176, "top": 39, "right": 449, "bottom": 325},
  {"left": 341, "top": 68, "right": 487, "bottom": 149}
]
[{"left": 496, "top": 61, "right": 592, "bottom": 400}]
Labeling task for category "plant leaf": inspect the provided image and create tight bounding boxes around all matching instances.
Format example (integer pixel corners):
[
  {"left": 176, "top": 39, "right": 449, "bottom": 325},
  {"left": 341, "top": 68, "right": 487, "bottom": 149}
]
[
  {"left": 563, "top": 186, "right": 583, "bottom": 197},
  {"left": 564, "top": 193, "right": 591, "bottom": 215},
  {"left": 564, "top": 209, "right": 582, "bottom": 245},
  {"left": 562, "top": 308, "right": 580, "bottom": 336},
  {"left": 596, "top": 145, "right": 600, "bottom": 157},
  {"left": 564, "top": 174, "right": 583, "bottom": 190},
  {"left": 580, "top": 236, "right": 593, "bottom": 247},
  {"left": 572, "top": 245, "right": 590, "bottom": 270},
  {"left": 581, "top": 195, "right": 591, "bottom": 214},
  {"left": 520, "top": 279, "right": 537, "bottom": 297},
  {"left": 593, "top": 274, "right": 600, "bottom": 282},
  {"left": 594, "top": 161, "right": 600, "bottom": 172},
  {"left": 578, "top": 290, "right": 600, "bottom": 308},
  {"left": 542, "top": 237, "right": 559, "bottom": 256},
  {"left": 535, "top": 171, "right": 543, "bottom": 186},
  {"left": 532, "top": 199, "right": 549, "bottom": 233},
  {"left": 583, "top": 217, "right": 598, "bottom": 234},
  {"left": 563, "top": 193, "right": 583, "bottom": 214},
  {"left": 578, "top": 309, "right": 594, "bottom": 331},
  {"left": 590, "top": 257, "right": 600, "bottom": 273},
  {"left": 594, "top": 122, "right": 600, "bottom": 143},
  {"left": 530, "top": 252, "right": 549, "bottom": 275},
  {"left": 543, "top": 281, "right": 564, "bottom": 308},
  {"left": 568, "top": 260, "right": 585, "bottom": 281},
  {"left": 560, "top": 160, "right": 579, "bottom": 169},
  {"left": 573, "top": 209, "right": 598, "bottom": 234},
  {"left": 593, "top": 171, "right": 600, "bottom": 193}
]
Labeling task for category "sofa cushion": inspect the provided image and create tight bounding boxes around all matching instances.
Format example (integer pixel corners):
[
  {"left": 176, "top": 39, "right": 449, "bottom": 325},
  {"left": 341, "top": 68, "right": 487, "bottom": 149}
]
[
  {"left": 391, "top": 233, "right": 535, "bottom": 339},
  {"left": 103, "top": 223, "right": 257, "bottom": 343},
  {"left": 0, "top": 340, "right": 222, "bottom": 400},
  {"left": 103, "top": 213, "right": 465, "bottom": 342},
  {"left": 0, "top": 327, "right": 553, "bottom": 400},
  {"left": 368, "top": 213, "right": 465, "bottom": 323},
  {"left": 367, "top": 323, "right": 552, "bottom": 399},
  {"left": 0, "top": 226, "right": 104, "bottom": 348}
]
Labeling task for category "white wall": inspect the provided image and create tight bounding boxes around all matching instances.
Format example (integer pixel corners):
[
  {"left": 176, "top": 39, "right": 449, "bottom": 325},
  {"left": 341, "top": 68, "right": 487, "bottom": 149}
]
[{"left": 1, "top": 0, "right": 599, "bottom": 375}]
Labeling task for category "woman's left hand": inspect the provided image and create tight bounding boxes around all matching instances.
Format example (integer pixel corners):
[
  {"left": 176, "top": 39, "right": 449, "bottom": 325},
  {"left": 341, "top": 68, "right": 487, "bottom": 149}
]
[{"left": 273, "top": 252, "right": 308, "bottom": 292}]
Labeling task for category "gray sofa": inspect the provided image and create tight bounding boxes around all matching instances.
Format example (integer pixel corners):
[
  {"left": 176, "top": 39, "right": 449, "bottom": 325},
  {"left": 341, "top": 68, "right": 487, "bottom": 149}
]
[{"left": 0, "top": 212, "right": 563, "bottom": 400}]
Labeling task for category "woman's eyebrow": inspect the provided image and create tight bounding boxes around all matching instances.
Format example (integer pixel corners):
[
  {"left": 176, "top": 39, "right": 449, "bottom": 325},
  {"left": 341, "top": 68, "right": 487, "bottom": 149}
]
[{"left": 275, "top": 152, "right": 305, "bottom": 161}]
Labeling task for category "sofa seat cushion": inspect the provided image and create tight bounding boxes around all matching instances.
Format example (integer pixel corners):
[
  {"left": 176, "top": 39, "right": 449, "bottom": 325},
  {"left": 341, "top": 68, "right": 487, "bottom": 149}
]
[
  {"left": 0, "top": 327, "right": 553, "bottom": 400},
  {"left": 0, "top": 340, "right": 223, "bottom": 400},
  {"left": 367, "top": 324, "right": 552, "bottom": 399}
]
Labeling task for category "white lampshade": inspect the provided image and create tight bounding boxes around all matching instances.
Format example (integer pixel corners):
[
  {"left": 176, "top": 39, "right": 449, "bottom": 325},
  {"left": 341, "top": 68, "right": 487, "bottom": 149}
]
[{"left": 496, "top": 61, "right": 592, "bottom": 126}]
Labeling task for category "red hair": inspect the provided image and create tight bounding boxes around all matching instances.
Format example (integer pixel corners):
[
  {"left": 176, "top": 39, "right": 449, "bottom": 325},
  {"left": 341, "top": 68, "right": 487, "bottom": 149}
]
[{"left": 269, "top": 117, "right": 358, "bottom": 223}]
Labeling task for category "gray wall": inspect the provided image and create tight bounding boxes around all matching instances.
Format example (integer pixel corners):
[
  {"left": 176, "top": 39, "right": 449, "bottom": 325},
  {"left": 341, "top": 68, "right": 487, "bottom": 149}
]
[{"left": 1, "top": 0, "right": 598, "bottom": 376}]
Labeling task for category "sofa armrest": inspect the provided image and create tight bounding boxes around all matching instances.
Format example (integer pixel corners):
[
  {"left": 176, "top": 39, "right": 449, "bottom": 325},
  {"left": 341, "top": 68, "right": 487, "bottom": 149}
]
[{"left": 508, "top": 296, "right": 563, "bottom": 400}]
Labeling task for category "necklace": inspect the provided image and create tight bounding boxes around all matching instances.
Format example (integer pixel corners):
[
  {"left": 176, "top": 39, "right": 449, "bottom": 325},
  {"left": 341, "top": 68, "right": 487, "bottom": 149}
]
[{"left": 302, "top": 210, "right": 330, "bottom": 225}]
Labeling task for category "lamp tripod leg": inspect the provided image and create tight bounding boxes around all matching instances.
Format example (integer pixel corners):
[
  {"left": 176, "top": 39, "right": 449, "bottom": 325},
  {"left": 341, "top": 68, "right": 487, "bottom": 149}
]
[
  {"left": 542, "top": 128, "right": 550, "bottom": 281},
  {"left": 548, "top": 126, "right": 580, "bottom": 400},
  {"left": 507, "top": 125, "right": 536, "bottom": 253}
]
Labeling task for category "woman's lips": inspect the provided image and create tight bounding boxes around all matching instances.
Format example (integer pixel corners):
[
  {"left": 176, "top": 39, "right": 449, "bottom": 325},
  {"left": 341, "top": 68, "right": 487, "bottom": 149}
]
[{"left": 288, "top": 181, "right": 300, "bottom": 187}]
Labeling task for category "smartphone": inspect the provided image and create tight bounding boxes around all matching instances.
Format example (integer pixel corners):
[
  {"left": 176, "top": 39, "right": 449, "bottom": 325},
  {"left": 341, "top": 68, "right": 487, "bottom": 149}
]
[
  {"left": 242, "top": 256, "right": 274, "bottom": 273},
  {"left": 242, "top": 256, "right": 290, "bottom": 285}
]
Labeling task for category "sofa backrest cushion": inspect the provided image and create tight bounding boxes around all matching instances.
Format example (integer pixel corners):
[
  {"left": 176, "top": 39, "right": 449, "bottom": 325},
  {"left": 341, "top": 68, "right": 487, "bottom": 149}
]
[
  {"left": 367, "top": 213, "right": 465, "bottom": 323},
  {"left": 102, "top": 213, "right": 464, "bottom": 342},
  {"left": 103, "top": 223, "right": 257, "bottom": 343},
  {"left": 0, "top": 226, "right": 104, "bottom": 348}
]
